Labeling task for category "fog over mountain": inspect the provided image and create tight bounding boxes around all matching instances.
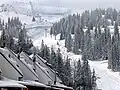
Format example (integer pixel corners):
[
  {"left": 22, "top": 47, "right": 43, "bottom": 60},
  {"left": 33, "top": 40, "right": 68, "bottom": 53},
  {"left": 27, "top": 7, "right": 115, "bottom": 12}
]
[{"left": 1, "top": 0, "right": 120, "bottom": 10}]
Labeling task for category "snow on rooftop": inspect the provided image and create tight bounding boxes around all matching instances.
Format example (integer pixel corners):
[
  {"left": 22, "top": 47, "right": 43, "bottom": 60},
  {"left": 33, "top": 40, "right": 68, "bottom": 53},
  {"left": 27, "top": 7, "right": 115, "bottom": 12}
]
[
  {"left": 0, "top": 81, "right": 26, "bottom": 88},
  {"left": 23, "top": 80, "right": 50, "bottom": 88},
  {"left": 20, "top": 57, "right": 39, "bottom": 78},
  {"left": 0, "top": 47, "right": 23, "bottom": 76},
  {"left": 2, "top": 77, "right": 49, "bottom": 88},
  {"left": 52, "top": 82, "right": 73, "bottom": 90}
]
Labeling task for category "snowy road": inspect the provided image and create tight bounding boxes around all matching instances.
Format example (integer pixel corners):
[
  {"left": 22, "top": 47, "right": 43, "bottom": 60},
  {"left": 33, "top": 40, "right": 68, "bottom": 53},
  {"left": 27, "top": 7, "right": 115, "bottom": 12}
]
[{"left": 89, "top": 60, "right": 120, "bottom": 90}]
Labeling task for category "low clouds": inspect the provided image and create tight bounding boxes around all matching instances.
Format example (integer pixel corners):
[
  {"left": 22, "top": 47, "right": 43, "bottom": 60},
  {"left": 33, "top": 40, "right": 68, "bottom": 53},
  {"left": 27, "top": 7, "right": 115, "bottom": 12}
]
[{"left": 1, "top": 0, "right": 120, "bottom": 9}]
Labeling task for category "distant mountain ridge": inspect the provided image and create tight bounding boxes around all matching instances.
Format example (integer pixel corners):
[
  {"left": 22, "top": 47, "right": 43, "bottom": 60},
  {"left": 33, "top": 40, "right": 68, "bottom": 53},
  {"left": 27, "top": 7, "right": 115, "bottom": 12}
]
[{"left": 0, "top": 1, "right": 71, "bottom": 16}]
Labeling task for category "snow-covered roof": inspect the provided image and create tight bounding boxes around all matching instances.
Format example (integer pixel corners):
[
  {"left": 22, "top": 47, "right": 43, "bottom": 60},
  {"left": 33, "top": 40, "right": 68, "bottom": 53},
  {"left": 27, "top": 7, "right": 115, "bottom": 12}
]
[
  {"left": 5, "top": 48, "right": 40, "bottom": 81},
  {"left": 35, "top": 55, "right": 62, "bottom": 83},
  {"left": 2, "top": 76, "right": 49, "bottom": 88},
  {"left": 0, "top": 47, "right": 23, "bottom": 80},
  {"left": 0, "top": 81, "right": 26, "bottom": 88},
  {"left": 21, "top": 52, "right": 53, "bottom": 84},
  {"left": 52, "top": 83, "right": 73, "bottom": 90},
  {"left": 51, "top": 86, "right": 64, "bottom": 90},
  {"left": 8, "top": 79, "right": 50, "bottom": 88},
  {"left": 23, "top": 80, "right": 50, "bottom": 88}
]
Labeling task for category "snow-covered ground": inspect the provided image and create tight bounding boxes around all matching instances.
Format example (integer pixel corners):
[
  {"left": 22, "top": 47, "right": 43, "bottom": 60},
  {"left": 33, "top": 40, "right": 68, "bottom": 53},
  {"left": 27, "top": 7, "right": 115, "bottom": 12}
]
[
  {"left": 0, "top": 11, "right": 33, "bottom": 24},
  {"left": 33, "top": 33, "right": 82, "bottom": 65},
  {"left": 89, "top": 60, "right": 120, "bottom": 90}
]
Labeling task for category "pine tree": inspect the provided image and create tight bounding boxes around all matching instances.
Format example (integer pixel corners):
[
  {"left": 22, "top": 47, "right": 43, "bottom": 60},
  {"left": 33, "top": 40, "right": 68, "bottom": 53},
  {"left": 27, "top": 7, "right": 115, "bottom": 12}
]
[
  {"left": 60, "top": 30, "right": 64, "bottom": 40},
  {"left": 111, "top": 35, "right": 116, "bottom": 71},
  {"left": 18, "top": 28, "right": 26, "bottom": 52},
  {"left": 0, "top": 29, "right": 6, "bottom": 48},
  {"left": 56, "top": 48, "right": 65, "bottom": 83},
  {"left": 75, "top": 59, "right": 82, "bottom": 90},
  {"left": 66, "top": 33, "right": 72, "bottom": 52},
  {"left": 114, "top": 21, "right": 119, "bottom": 36},
  {"left": 7, "top": 35, "right": 14, "bottom": 50},
  {"left": 43, "top": 45, "right": 50, "bottom": 62},
  {"left": 108, "top": 36, "right": 112, "bottom": 69},
  {"left": 91, "top": 69, "right": 96, "bottom": 90},
  {"left": 64, "top": 56, "right": 72, "bottom": 86},
  {"left": 80, "top": 54, "right": 92, "bottom": 90},
  {"left": 84, "top": 28, "right": 92, "bottom": 60},
  {"left": 39, "top": 40, "right": 45, "bottom": 58},
  {"left": 50, "top": 46, "right": 57, "bottom": 69},
  {"left": 73, "top": 25, "right": 80, "bottom": 54},
  {"left": 110, "top": 21, "right": 120, "bottom": 71}
]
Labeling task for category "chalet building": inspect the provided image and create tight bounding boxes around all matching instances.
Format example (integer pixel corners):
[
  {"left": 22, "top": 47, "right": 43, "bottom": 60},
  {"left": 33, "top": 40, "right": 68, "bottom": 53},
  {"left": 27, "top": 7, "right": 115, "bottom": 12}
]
[
  {"left": 0, "top": 47, "right": 73, "bottom": 90},
  {"left": 20, "top": 52, "right": 62, "bottom": 84}
]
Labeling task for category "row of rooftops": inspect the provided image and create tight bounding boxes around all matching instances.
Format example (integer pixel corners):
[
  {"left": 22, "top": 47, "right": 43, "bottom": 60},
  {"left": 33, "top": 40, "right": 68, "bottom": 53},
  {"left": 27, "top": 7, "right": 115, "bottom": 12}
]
[{"left": 0, "top": 47, "right": 73, "bottom": 90}]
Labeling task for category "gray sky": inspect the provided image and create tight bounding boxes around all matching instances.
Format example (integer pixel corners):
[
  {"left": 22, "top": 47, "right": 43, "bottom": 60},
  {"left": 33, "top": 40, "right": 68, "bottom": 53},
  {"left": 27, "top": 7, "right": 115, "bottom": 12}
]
[{"left": 1, "top": 0, "right": 120, "bottom": 10}]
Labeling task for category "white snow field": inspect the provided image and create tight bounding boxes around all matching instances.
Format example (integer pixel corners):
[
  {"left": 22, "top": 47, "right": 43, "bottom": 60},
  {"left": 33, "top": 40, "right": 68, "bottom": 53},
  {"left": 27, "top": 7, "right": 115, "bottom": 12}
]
[{"left": 89, "top": 60, "right": 120, "bottom": 90}]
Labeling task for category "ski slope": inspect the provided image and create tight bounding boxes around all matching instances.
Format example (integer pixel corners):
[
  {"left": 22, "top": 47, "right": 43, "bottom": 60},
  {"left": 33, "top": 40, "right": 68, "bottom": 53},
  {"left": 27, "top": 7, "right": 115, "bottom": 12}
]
[{"left": 89, "top": 60, "right": 120, "bottom": 90}]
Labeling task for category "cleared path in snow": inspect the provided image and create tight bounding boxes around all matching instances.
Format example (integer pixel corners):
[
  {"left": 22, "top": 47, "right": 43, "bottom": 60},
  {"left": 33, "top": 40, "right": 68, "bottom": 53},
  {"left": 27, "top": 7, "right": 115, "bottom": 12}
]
[{"left": 89, "top": 60, "right": 120, "bottom": 90}]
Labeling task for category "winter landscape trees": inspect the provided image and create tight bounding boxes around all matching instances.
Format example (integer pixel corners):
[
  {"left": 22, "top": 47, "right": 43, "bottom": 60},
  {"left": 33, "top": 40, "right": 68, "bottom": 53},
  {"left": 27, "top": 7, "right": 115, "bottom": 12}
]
[
  {"left": 0, "top": 17, "right": 33, "bottom": 54},
  {"left": 2, "top": 5, "right": 120, "bottom": 90},
  {"left": 50, "top": 7, "right": 120, "bottom": 89}
]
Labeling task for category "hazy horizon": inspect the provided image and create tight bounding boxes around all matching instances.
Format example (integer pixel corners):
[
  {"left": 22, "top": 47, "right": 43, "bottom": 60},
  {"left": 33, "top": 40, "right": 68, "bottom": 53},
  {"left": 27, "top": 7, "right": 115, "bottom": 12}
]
[{"left": 1, "top": 0, "right": 120, "bottom": 11}]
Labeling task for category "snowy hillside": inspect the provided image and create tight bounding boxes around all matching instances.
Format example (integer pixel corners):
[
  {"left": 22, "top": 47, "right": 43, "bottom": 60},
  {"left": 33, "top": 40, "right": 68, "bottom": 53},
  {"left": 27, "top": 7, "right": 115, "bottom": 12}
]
[
  {"left": 0, "top": 1, "right": 71, "bottom": 16},
  {"left": 0, "top": 11, "right": 33, "bottom": 24},
  {"left": 33, "top": 33, "right": 82, "bottom": 65}
]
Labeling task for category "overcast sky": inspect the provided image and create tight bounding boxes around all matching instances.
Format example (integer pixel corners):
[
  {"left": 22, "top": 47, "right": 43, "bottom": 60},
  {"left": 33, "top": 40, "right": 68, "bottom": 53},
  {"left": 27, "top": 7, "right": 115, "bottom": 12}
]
[{"left": 1, "top": 0, "right": 120, "bottom": 10}]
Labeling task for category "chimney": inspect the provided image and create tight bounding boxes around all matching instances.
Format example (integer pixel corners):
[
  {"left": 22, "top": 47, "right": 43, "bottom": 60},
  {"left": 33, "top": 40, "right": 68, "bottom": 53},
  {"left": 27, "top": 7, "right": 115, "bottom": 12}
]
[
  {"left": 54, "top": 69, "right": 57, "bottom": 85},
  {"left": 33, "top": 52, "right": 36, "bottom": 72}
]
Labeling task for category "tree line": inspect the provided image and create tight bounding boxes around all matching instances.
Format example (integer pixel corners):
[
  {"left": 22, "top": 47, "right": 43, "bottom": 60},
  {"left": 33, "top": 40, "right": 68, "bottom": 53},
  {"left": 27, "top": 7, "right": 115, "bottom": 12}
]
[
  {"left": 0, "top": 17, "right": 33, "bottom": 54},
  {"left": 0, "top": 14, "right": 97, "bottom": 89},
  {"left": 34, "top": 40, "right": 97, "bottom": 90},
  {"left": 50, "top": 8, "right": 120, "bottom": 72}
]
